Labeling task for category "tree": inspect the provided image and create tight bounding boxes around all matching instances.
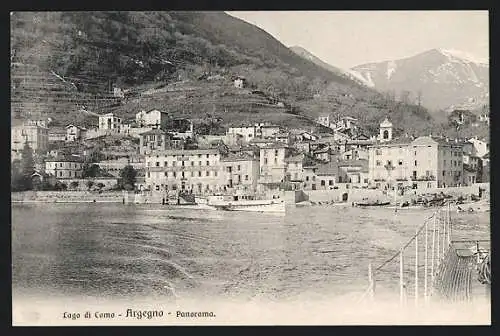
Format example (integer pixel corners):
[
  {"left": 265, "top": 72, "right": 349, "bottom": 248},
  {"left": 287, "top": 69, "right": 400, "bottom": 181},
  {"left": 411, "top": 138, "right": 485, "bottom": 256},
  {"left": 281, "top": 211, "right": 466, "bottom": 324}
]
[
  {"left": 70, "top": 181, "right": 79, "bottom": 189},
  {"left": 119, "top": 165, "right": 137, "bottom": 190},
  {"left": 86, "top": 180, "right": 94, "bottom": 190},
  {"left": 82, "top": 163, "right": 100, "bottom": 178},
  {"left": 97, "top": 182, "right": 105, "bottom": 190},
  {"left": 12, "top": 143, "right": 36, "bottom": 191}
]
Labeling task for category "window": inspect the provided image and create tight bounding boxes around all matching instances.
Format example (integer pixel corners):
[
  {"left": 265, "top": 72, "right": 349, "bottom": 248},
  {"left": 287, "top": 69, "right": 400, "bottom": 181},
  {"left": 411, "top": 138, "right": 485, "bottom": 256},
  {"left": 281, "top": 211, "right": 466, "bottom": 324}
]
[
  {"left": 191, "top": 172, "right": 195, "bottom": 177},
  {"left": 173, "top": 172, "right": 177, "bottom": 178},
  {"left": 164, "top": 161, "right": 168, "bottom": 167},
  {"left": 442, "top": 170, "right": 446, "bottom": 176},
  {"left": 182, "top": 161, "right": 185, "bottom": 167},
  {"left": 155, "top": 185, "right": 160, "bottom": 191},
  {"left": 198, "top": 171, "right": 202, "bottom": 177},
  {"left": 264, "top": 158, "right": 268, "bottom": 164},
  {"left": 306, "top": 176, "right": 309, "bottom": 181},
  {"left": 321, "top": 180, "right": 325, "bottom": 186},
  {"left": 172, "top": 161, "right": 176, "bottom": 167},
  {"left": 206, "top": 161, "right": 210, "bottom": 166},
  {"left": 414, "top": 160, "right": 418, "bottom": 166},
  {"left": 274, "top": 158, "right": 277, "bottom": 164},
  {"left": 237, "top": 165, "right": 241, "bottom": 171},
  {"left": 312, "top": 176, "right": 316, "bottom": 181},
  {"left": 206, "top": 171, "right": 210, "bottom": 177},
  {"left": 147, "top": 172, "right": 150, "bottom": 178},
  {"left": 215, "top": 171, "right": 218, "bottom": 177},
  {"left": 443, "top": 160, "right": 446, "bottom": 166},
  {"left": 375, "top": 149, "right": 382, "bottom": 155},
  {"left": 245, "top": 175, "right": 249, "bottom": 181},
  {"left": 206, "top": 154, "right": 209, "bottom": 158},
  {"left": 414, "top": 151, "right": 417, "bottom": 156},
  {"left": 164, "top": 172, "right": 168, "bottom": 177},
  {"left": 198, "top": 154, "right": 202, "bottom": 158},
  {"left": 376, "top": 160, "right": 381, "bottom": 166},
  {"left": 275, "top": 150, "right": 278, "bottom": 156},
  {"left": 191, "top": 161, "right": 194, "bottom": 166},
  {"left": 199, "top": 161, "right": 202, "bottom": 166},
  {"left": 398, "top": 160, "right": 403, "bottom": 166}
]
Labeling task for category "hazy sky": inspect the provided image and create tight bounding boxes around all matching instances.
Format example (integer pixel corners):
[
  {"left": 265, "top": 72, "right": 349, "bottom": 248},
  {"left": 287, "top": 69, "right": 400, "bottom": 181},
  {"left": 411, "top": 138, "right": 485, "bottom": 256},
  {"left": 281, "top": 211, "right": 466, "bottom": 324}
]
[{"left": 226, "top": 11, "right": 489, "bottom": 69}]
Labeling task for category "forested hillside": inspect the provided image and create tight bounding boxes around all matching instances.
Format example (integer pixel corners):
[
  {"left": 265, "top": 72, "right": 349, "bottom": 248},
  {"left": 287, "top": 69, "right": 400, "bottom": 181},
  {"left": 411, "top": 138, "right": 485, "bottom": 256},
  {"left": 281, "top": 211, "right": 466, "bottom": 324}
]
[{"left": 11, "top": 11, "right": 445, "bottom": 137}]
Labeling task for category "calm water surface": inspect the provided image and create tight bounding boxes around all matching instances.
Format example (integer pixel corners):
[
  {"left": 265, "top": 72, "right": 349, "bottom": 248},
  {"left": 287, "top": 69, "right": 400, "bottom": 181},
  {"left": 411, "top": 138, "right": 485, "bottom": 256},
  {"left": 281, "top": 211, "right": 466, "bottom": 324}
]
[{"left": 12, "top": 203, "right": 489, "bottom": 302}]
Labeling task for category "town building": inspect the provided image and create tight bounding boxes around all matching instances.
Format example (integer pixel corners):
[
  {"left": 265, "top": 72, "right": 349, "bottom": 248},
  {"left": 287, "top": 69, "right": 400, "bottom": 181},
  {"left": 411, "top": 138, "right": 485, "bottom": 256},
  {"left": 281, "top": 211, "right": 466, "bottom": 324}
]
[
  {"left": 221, "top": 152, "right": 260, "bottom": 192},
  {"left": 337, "top": 159, "right": 369, "bottom": 185},
  {"left": 315, "top": 161, "right": 338, "bottom": 190},
  {"left": 144, "top": 149, "right": 224, "bottom": 194},
  {"left": 98, "top": 113, "right": 122, "bottom": 132},
  {"left": 11, "top": 121, "right": 49, "bottom": 161},
  {"left": 368, "top": 138, "right": 413, "bottom": 190},
  {"left": 303, "top": 166, "right": 319, "bottom": 190},
  {"left": 284, "top": 154, "right": 305, "bottom": 190},
  {"left": 66, "top": 124, "right": 87, "bottom": 142},
  {"left": 368, "top": 135, "right": 465, "bottom": 190},
  {"left": 139, "top": 128, "right": 167, "bottom": 155},
  {"left": 139, "top": 129, "right": 184, "bottom": 155},
  {"left": 258, "top": 143, "right": 287, "bottom": 188},
  {"left": 45, "top": 155, "right": 84, "bottom": 179},
  {"left": 135, "top": 109, "right": 168, "bottom": 128}
]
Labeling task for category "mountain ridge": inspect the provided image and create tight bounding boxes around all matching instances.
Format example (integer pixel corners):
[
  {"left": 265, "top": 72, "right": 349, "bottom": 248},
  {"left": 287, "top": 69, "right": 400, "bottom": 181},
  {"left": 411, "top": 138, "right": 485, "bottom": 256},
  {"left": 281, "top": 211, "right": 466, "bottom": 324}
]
[{"left": 350, "top": 48, "right": 489, "bottom": 110}]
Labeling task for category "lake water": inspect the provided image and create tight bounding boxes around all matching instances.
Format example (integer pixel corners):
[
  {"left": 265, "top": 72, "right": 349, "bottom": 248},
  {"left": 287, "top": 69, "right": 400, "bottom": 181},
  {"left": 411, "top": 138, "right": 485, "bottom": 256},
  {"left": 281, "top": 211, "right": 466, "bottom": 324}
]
[{"left": 12, "top": 203, "right": 490, "bottom": 305}]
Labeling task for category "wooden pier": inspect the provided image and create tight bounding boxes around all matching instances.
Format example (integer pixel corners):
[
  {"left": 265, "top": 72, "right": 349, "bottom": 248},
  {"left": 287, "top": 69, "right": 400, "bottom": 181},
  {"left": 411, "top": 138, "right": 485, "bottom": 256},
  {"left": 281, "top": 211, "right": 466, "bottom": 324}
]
[{"left": 359, "top": 203, "right": 490, "bottom": 306}]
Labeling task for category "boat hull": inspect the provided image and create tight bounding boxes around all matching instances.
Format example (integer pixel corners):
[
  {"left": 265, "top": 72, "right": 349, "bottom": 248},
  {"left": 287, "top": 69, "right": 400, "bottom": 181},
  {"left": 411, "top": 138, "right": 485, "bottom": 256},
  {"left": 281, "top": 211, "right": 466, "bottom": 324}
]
[{"left": 207, "top": 198, "right": 286, "bottom": 213}]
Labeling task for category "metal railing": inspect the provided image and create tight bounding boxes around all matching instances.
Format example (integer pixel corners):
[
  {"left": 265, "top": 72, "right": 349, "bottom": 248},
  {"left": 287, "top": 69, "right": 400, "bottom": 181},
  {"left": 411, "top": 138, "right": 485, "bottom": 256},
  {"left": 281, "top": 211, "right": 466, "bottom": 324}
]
[{"left": 358, "top": 202, "right": 490, "bottom": 306}]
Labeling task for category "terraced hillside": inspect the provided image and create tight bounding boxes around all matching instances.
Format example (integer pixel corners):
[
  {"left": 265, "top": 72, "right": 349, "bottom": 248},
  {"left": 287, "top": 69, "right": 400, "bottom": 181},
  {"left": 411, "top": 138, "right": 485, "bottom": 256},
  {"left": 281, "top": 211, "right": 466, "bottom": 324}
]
[{"left": 10, "top": 11, "right": 441, "bottom": 136}]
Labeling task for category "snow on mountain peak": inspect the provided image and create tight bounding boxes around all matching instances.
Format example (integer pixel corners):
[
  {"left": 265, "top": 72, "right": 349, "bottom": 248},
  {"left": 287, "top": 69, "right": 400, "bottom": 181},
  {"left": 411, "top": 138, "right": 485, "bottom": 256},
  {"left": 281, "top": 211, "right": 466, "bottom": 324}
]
[
  {"left": 438, "top": 48, "right": 488, "bottom": 65},
  {"left": 386, "top": 60, "right": 397, "bottom": 79}
]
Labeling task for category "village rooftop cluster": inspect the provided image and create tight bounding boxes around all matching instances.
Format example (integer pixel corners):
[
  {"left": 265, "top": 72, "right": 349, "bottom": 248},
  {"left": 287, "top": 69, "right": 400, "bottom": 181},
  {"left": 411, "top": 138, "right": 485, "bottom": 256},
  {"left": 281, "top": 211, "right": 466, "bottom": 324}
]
[{"left": 11, "top": 92, "right": 490, "bottom": 196}]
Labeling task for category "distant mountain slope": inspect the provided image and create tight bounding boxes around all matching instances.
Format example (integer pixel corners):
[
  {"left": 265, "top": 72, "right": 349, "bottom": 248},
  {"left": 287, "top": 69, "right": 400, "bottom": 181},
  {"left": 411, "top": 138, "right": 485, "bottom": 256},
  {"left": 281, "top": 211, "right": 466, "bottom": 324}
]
[
  {"left": 350, "top": 48, "right": 489, "bottom": 111},
  {"left": 289, "top": 45, "right": 370, "bottom": 87}
]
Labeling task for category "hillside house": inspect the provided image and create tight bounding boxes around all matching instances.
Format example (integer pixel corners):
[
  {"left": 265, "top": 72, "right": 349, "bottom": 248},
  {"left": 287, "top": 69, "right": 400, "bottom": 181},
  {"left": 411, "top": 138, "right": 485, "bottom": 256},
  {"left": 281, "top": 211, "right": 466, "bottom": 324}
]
[
  {"left": 468, "top": 137, "right": 489, "bottom": 158},
  {"left": 275, "top": 131, "right": 292, "bottom": 145},
  {"left": 99, "top": 113, "right": 122, "bottom": 132},
  {"left": 66, "top": 124, "right": 87, "bottom": 142},
  {"left": 135, "top": 109, "right": 168, "bottom": 128},
  {"left": 233, "top": 76, "right": 247, "bottom": 89},
  {"left": 166, "top": 118, "right": 194, "bottom": 140},
  {"left": 227, "top": 125, "right": 256, "bottom": 144},
  {"left": 260, "top": 124, "right": 281, "bottom": 138}
]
